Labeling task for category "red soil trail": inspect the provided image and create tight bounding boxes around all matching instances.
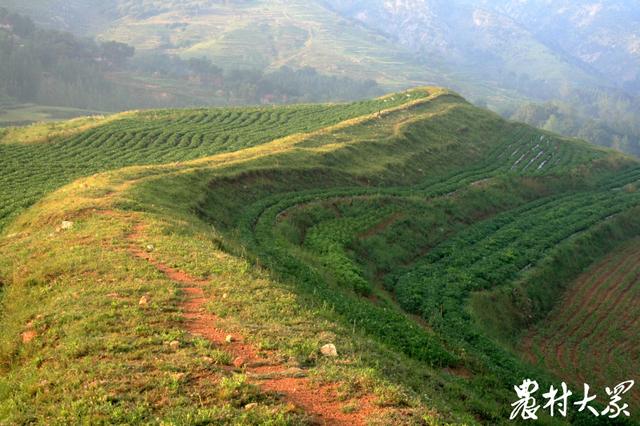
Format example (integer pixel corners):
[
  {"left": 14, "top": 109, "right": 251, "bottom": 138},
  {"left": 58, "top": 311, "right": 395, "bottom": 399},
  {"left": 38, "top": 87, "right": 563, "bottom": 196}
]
[{"left": 127, "top": 223, "right": 384, "bottom": 425}]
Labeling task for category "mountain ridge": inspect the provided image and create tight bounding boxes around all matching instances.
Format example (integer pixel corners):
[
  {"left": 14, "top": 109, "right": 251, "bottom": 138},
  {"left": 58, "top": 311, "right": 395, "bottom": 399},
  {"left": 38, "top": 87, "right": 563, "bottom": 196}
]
[{"left": 1, "top": 88, "right": 639, "bottom": 423}]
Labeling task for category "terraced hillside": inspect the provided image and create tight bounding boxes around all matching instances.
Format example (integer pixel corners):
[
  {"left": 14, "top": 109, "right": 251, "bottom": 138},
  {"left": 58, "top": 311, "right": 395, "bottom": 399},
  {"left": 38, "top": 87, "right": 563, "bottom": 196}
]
[
  {"left": 1, "top": 87, "right": 639, "bottom": 424},
  {"left": 523, "top": 237, "right": 640, "bottom": 405},
  {"left": 0, "top": 92, "right": 419, "bottom": 231}
]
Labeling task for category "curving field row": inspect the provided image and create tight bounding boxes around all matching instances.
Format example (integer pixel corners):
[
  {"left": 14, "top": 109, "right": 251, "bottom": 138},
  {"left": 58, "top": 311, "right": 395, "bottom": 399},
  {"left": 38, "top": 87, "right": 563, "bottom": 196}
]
[
  {"left": 0, "top": 90, "right": 428, "bottom": 231},
  {"left": 219, "top": 88, "right": 638, "bottom": 381},
  {"left": 391, "top": 187, "right": 640, "bottom": 322},
  {"left": 501, "top": 134, "right": 588, "bottom": 175},
  {"left": 2, "top": 86, "right": 637, "bottom": 423},
  {"left": 523, "top": 238, "right": 640, "bottom": 402},
  {"left": 231, "top": 110, "right": 638, "bottom": 375}
]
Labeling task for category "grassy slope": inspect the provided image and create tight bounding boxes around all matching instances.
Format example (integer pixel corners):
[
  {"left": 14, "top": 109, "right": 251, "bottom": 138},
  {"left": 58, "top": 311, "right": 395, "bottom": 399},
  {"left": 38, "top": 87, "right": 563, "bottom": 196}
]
[
  {"left": 1, "top": 88, "right": 639, "bottom": 424},
  {"left": 0, "top": 92, "right": 418, "bottom": 231}
]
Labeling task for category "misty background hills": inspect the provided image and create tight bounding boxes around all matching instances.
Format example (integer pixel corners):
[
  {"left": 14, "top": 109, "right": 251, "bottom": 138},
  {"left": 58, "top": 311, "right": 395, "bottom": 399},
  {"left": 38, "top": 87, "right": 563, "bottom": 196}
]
[{"left": 1, "top": 0, "right": 639, "bottom": 155}]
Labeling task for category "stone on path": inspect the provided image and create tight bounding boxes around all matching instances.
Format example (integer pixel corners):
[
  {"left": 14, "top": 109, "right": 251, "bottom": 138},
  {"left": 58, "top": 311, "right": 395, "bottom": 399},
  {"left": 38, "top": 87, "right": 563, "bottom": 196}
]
[{"left": 320, "top": 343, "right": 338, "bottom": 357}]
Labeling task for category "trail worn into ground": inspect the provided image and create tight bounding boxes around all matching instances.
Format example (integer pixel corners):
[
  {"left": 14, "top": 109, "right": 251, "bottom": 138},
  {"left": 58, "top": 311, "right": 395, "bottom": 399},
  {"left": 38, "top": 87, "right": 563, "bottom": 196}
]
[{"left": 128, "top": 222, "right": 382, "bottom": 425}]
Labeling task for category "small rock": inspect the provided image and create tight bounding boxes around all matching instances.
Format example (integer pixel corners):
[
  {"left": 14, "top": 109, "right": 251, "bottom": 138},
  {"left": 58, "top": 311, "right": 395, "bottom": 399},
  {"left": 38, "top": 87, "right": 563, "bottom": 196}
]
[
  {"left": 233, "top": 357, "right": 246, "bottom": 368},
  {"left": 244, "top": 402, "right": 258, "bottom": 410},
  {"left": 202, "top": 356, "right": 214, "bottom": 363},
  {"left": 320, "top": 343, "right": 338, "bottom": 357},
  {"left": 169, "top": 340, "right": 180, "bottom": 351},
  {"left": 60, "top": 221, "right": 74, "bottom": 230},
  {"left": 225, "top": 335, "right": 234, "bottom": 344},
  {"left": 221, "top": 293, "right": 228, "bottom": 299},
  {"left": 146, "top": 244, "right": 155, "bottom": 252},
  {"left": 138, "top": 295, "right": 149, "bottom": 307}
]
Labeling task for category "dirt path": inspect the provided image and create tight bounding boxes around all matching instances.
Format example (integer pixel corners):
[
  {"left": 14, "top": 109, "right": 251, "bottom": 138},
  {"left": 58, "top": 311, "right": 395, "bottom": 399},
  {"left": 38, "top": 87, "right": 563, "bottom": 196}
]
[{"left": 128, "top": 223, "right": 382, "bottom": 425}]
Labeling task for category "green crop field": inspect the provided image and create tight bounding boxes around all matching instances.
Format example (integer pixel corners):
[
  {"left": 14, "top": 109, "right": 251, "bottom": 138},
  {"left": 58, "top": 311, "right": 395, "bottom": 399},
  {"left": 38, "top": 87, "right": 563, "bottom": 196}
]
[
  {"left": 1, "top": 87, "right": 639, "bottom": 425},
  {"left": 0, "top": 91, "right": 421, "bottom": 231}
]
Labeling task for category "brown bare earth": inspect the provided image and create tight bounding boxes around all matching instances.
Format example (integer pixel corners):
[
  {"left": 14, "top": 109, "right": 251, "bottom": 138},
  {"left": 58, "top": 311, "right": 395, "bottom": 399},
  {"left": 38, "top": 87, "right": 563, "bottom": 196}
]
[
  {"left": 521, "top": 239, "right": 640, "bottom": 404},
  {"left": 128, "top": 222, "right": 384, "bottom": 425}
]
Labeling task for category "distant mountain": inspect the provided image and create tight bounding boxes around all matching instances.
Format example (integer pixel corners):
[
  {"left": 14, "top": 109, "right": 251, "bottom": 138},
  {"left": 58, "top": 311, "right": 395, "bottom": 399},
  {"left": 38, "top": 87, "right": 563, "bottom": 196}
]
[
  {"left": 0, "top": 6, "right": 385, "bottom": 125},
  {"left": 0, "top": 1, "right": 437, "bottom": 88},
  {"left": 323, "top": 0, "right": 640, "bottom": 95},
  {"left": 0, "top": 0, "right": 539, "bottom": 108},
  {"left": 10, "top": 1, "right": 640, "bottom": 101},
  {"left": 490, "top": 0, "right": 640, "bottom": 92},
  {"left": 2, "top": 0, "right": 640, "bottom": 154},
  {"left": 0, "top": 0, "right": 116, "bottom": 34}
]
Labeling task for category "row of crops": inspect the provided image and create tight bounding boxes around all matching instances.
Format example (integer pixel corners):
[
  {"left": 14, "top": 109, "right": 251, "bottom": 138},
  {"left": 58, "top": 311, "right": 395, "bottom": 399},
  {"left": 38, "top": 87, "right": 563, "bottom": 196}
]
[
  {"left": 4, "top": 85, "right": 637, "bottom": 419},
  {"left": 233, "top": 119, "right": 640, "bottom": 382},
  {"left": 526, "top": 238, "right": 640, "bottom": 399},
  {"left": 392, "top": 178, "right": 640, "bottom": 329},
  {"left": 0, "top": 91, "right": 428, "bottom": 231}
]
